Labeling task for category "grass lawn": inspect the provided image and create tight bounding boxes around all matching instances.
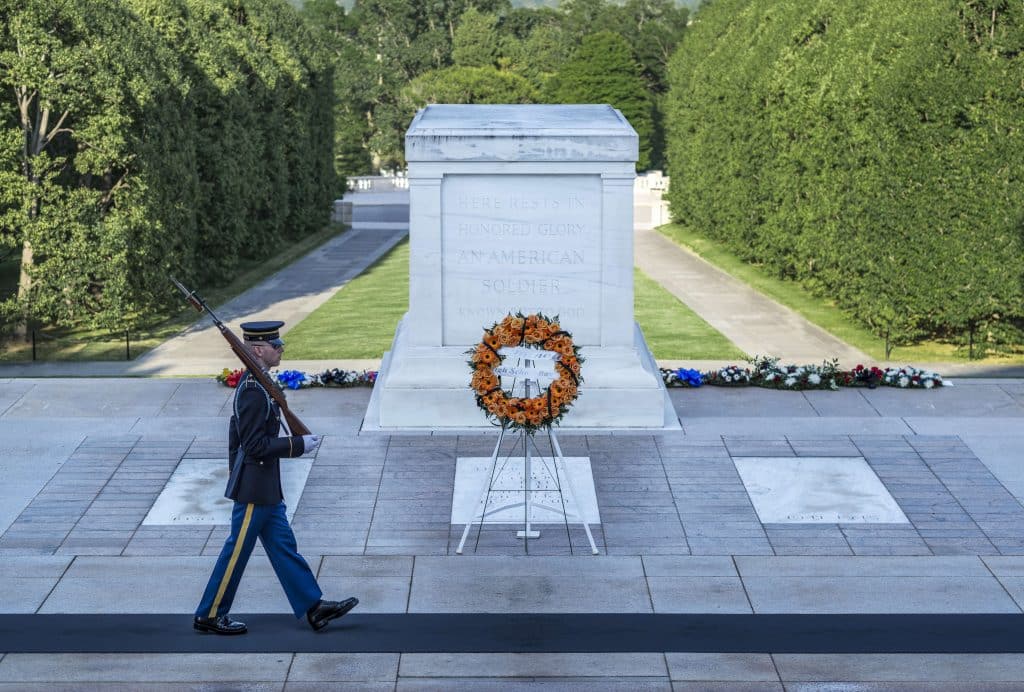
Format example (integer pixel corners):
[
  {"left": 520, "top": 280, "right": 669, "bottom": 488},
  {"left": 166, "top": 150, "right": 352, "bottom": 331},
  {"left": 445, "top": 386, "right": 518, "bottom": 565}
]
[
  {"left": 285, "top": 239, "right": 747, "bottom": 361},
  {"left": 285, "top": 239, "right": 410, "bottom": 359},
  {"left": 658, "top": 223, "right": 1024, "bottom": 364},
  {"left": 0, "top": 223, "right": 347, "bottom": 362}
]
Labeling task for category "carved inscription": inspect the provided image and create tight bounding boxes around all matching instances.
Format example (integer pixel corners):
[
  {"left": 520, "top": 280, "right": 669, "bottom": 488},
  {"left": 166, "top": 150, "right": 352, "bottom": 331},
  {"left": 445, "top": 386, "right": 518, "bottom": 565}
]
[
  {"left": 785, "top": 514, "right": 882, "bottom": 522},
  {"left": 441, "top": 175, "right": 601, "bottom": 345},
  {"left": 455, "top": 249, "right": 585, "bottom": 265}
]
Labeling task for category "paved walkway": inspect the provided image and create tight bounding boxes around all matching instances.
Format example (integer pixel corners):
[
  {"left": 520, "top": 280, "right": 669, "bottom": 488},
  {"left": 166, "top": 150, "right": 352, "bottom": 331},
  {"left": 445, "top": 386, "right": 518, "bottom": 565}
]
[
  {"left": 137, "top": 225, "right": 407, "bottom": 375},
  {"left": 634, "top": 226, "right": 871, "bottom": 367},
  {"left": 2, "top": 378, "right": 1024, "bottom": 687}
]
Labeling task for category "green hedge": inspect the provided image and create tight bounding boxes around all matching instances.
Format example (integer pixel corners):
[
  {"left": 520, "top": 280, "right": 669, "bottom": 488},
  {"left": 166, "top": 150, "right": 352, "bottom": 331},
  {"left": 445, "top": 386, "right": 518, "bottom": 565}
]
[
  {"left": 664, "top": 0, "right": 1024, "bottom": 353},
  {"left": 0, "top": 0, "right": 335, "bottom": 332}
]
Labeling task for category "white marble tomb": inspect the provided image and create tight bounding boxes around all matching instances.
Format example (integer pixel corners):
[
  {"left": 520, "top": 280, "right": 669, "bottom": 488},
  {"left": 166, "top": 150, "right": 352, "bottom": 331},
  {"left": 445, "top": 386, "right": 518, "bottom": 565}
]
[{"left": 366, "top": 104, "right": 676, "bottom": 429}]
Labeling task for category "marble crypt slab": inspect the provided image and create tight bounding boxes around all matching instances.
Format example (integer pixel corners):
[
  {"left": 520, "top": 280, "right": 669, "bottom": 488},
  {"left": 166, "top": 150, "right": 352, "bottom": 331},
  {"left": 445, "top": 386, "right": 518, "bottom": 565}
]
[
  {"left": 733, "top": 456, "right": 909, "bottom": 524},
  {"left": 143, "top": 458, "right": 312, "bottom": 525},
  {"left": 452, "top": 456, "right": 600, "bottom": 525}
]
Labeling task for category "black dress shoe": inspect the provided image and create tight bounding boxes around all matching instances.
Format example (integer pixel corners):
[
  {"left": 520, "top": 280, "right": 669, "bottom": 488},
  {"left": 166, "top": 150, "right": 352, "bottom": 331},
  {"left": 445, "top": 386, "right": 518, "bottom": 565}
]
[
  {"left": 193, "top": 615, "right": 247, "bottom": 635},
  {"left": 306, "top": 597, "right": 359, "bottom": 631}
]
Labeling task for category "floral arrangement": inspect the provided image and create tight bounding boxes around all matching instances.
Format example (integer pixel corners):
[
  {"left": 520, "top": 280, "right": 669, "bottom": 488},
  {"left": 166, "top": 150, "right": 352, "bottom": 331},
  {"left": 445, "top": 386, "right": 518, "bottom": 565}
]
[
  {"left": 880, "top": 365, "right": 942, "bottom": 389},
  {"left": 704, "top": 364, "right": 753, "bottom": 386},
  {"left": 748, "top": 356, "right": 841, "bottom": 390},
  {"left": 468, "top": 312, "right": 583, "bottom": 433},
  {"left": 847, "top": 364, "right": 885, "bottom": 388},
  {"left": 214, "top": 356, "right": 944, "bottom": 394},
  {"left": 218, "top": 368, "right": 245, "bottom": 388},
  {"left": 666, "top": 367, "right": 704, "bottom": 388},
  {"left": 660, "top": 356, "right": 944, "bottom": 390},
  {"left": 216, "top": 367, "right": 377, "bottom": 389}
]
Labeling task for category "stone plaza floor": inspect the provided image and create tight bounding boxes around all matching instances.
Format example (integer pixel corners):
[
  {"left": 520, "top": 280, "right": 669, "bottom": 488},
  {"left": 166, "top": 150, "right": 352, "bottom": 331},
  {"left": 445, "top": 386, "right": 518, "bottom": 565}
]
[{"left": 1, "top": 377, "right": 1024, "bottom": 689}]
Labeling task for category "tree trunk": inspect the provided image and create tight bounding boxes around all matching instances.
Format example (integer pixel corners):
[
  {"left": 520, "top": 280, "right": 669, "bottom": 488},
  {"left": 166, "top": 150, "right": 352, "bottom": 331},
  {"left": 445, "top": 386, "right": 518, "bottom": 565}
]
[
  {"left": 10, "top": 46, "right": 70, "bottom": 341},
  {"left": 13, "top": 168, "right": 41, "bottom": 339},
  {"left": 13, "top": 239, "right": 33, "bottom": 341}
]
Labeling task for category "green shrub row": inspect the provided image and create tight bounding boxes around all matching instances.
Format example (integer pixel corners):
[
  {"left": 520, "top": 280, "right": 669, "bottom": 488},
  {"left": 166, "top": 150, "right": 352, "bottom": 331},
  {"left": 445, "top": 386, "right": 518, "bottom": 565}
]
[
  {"left": 664, "top": 0, "right": 1024, "bottom": 352},
  {"left": 0, "top": 0, "right": 335, "bottom": 332}
]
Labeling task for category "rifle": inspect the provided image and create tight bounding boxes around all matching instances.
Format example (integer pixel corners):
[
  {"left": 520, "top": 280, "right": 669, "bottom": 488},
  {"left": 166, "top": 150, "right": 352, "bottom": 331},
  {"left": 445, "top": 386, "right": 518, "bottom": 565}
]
[{"left": 171, "top": 276, "right": 312, "bottom": 436}]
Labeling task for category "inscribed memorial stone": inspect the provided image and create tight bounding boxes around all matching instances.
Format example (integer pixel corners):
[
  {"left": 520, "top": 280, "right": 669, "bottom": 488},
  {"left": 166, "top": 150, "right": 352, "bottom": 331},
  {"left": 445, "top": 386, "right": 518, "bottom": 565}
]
[{"left": 443, "top": 175, "right": 601, "bottom": 344}]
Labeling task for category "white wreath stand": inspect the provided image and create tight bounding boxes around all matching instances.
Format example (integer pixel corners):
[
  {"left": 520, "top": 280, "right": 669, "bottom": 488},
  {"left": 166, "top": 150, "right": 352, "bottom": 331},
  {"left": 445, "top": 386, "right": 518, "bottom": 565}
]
[{"left": 456, "top": 369, "right": 599, "bottom": 555}]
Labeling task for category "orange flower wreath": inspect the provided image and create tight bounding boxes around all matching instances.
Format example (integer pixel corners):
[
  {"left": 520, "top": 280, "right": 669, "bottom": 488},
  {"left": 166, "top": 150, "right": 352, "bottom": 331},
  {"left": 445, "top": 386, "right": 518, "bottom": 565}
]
[{"left": 468, "top": 312, "right": 584, "bottom": 432}]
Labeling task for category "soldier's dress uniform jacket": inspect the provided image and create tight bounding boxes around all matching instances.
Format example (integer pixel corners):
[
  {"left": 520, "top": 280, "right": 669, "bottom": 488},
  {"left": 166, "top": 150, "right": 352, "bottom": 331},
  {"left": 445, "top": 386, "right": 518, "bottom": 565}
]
[
  {"left": 195, "top": 371, "right": 323, "bottom": 620},
  {"left": 226, "top": 372, "right": 304, "bottom": 504}
]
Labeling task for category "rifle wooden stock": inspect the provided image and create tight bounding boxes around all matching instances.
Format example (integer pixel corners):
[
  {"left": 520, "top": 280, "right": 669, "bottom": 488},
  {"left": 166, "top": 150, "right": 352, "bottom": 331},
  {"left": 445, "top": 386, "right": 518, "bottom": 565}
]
[{"left": 171, "top": 277, "right": 312, "bottom": 436}]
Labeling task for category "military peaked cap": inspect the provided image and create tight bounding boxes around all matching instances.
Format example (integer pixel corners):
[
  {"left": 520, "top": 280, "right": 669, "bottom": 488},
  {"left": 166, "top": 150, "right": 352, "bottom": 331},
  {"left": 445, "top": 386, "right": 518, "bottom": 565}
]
[{"left": 241, "top": 320, "right": 285, "bottom": 343}]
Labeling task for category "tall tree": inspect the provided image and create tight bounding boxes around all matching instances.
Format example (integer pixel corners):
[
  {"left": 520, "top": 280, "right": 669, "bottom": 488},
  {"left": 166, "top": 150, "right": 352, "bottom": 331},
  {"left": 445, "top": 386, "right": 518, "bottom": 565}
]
[
  {"left": 452, "top": 7, "right": 499, "bottom": 67},
  {"left": 503, "top": 21, "right": 570, "bottom": 89},
  {"left": 349, "top": 0, "right": 510, "bottom": 168},
  {"left": 560, "top": 0, "right": 607, "bottom": 37},
  {"left": 0, "top": 0, "right": 337, "bottom": 338},
  {"left": 547, "top": 30, "right": 655, "bottom": 170},
  {"left": 301, "top": 0, "right": 374, "bottom": 180},
  {"left": 603, "top": 0, "right": 688, "bottom": 95},
  {"left": 0, "top": 0, "right": 195, "bottom": 332},
  {"left": 498, "top": 6, "right": 561, "bottom": 41}
]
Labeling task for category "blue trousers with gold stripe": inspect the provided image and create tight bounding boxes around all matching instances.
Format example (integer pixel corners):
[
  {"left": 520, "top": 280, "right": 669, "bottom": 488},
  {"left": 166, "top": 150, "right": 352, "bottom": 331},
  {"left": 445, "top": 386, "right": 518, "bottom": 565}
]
[{"left": 196, "top": 501, "right": 322, "bottom": 619}]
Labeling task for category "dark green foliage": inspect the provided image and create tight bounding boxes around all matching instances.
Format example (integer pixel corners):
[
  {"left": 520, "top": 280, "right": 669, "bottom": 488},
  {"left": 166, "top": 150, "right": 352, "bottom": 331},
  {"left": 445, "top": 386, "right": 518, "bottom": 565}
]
[
  {"left": 0, "top": 0, "right": 335, "bottom": 332},
  {"left": 452, "top": 8, "right": 499, "bottom": 68},
  {"left": 598, "top": 0, "right": 688, "bottom": 170},
  {"left": 348, "top": 0, "right": 512, "bottom": 169},
  {"left": 342, "top": 0, "right": 686, "bottom": 170},
  {"left": 546, "top": 31, "right": 655, "bottom": 170},
  {"left": 498, "top": 6, "right": 561, "bottom": 40},
  {"left": 402, "top": 65, "right": 538, "bottom": 108},
  {"left": 301, "top": 0, "right": 373, "bottom": 183},
  {"left": 587, "top": 0, "right": 689, "bottom": 97},
  {"left": 0, "top": 0, "right": 198, "bottom": 331},
  {"left": 665, "top": 0, "right": 1024, "bottom": 353},
  {"left": 501, "top": 21, "right": 571, "bottom": 91}
]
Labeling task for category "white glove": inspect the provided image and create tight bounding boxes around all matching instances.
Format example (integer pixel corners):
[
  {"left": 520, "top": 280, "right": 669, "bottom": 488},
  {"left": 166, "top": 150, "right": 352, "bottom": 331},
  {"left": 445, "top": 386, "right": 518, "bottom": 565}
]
[{"left": 301, "top": 434, "right": 321, "bottom": 455}]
